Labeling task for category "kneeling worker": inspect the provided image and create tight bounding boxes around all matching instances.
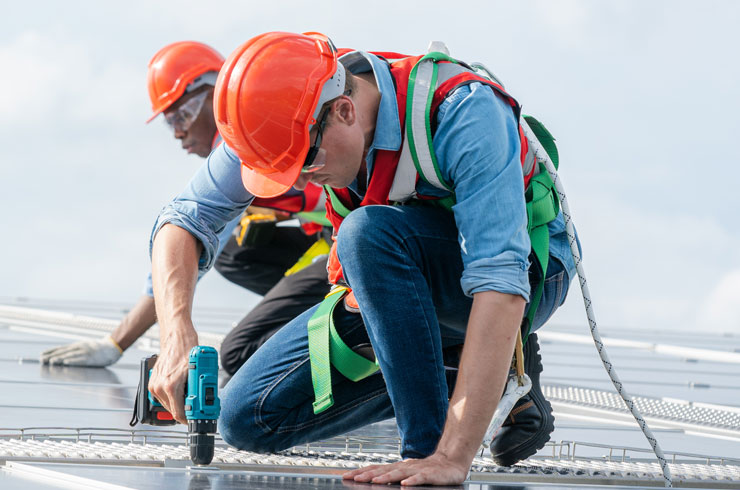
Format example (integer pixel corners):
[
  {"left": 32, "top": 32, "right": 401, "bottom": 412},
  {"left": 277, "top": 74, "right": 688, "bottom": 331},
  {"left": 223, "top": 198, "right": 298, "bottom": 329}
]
[{"left": 148, "top": 32, "right": 576, "bottom": 486}]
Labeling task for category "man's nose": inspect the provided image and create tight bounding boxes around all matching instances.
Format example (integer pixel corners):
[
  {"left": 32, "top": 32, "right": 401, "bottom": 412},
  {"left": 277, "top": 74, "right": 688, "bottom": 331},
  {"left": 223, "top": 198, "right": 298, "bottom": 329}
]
[{"left": 173, "top": 127, "right": 186, "bottom": 139}]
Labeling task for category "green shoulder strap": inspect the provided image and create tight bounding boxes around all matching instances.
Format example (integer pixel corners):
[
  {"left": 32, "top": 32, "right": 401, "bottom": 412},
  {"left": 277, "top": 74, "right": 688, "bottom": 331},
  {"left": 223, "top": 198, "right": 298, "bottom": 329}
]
[
  {"left": 307, "top": 287, "right": 380, "bottom": 415},
  {"left": 324, "top": 186, "right": 352, "bottom": 218}
]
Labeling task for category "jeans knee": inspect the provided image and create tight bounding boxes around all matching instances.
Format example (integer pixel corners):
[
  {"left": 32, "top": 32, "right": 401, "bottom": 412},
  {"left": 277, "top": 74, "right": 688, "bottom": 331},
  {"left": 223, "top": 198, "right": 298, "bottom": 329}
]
[
  {"left": 219, "top": 391, "right": 269, "bottom": 453},
  {"left": 336, "top": 207, "right": 399, "bottom": 271},
  {"left": 218, "top": 387, "right": 294, "bottom": 454},
  {"left": 337, "top": 207, "right": 372, "bottom": 245}
]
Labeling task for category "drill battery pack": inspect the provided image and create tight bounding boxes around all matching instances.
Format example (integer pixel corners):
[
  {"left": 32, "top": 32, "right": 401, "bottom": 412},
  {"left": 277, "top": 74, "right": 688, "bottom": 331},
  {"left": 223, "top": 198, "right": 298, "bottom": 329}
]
[{"left": 129, "top": 354, "right": 177, "bottom": 426}]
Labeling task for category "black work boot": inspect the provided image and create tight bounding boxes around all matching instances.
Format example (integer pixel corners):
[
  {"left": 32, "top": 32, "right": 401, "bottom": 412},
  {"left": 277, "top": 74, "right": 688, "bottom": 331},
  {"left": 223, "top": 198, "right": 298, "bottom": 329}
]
[{"left": 490, "top": 332, "right": 554, "bottom": 466}]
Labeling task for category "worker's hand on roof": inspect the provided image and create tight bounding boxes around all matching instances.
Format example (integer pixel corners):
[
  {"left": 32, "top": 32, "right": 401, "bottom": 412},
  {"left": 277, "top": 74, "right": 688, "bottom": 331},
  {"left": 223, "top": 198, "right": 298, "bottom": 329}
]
[
  {"left": 342, "top": 452, "right": 469, "bottom": 486},
  {"left": 148, "top": 331, "right": 198, "bottom": 424},
  {"left": 40, "top": 336, "right": 123, "bottom": 367}
]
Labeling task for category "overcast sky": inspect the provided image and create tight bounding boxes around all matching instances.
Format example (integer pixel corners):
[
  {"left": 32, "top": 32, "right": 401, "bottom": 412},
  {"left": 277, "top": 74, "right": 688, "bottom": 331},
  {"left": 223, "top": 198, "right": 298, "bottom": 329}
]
[{"left": 1, "top": 0, "right": 738, "bottom": 334}]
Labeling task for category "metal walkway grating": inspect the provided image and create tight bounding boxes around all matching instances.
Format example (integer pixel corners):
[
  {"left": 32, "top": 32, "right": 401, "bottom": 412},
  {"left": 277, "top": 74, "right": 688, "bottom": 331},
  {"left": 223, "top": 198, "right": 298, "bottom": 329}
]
[
  {"left": 545, "top": 385, "right": 740, "bottom": 434},
  {"left": 2, "top": 436, "right": 740, "bottom": 488}
]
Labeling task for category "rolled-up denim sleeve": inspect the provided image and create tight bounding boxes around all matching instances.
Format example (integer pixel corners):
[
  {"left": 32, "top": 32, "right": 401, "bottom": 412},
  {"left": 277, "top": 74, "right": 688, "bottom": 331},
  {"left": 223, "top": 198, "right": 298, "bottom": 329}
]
[
  {"left": 432, "top": 82, "right": 531, "bottom": 300},
  {"left": 149, "top": 143, "right": 254, "bottom": 275},
  {"left": 143, "top": 206, "right": 242, "bottom": 297}
]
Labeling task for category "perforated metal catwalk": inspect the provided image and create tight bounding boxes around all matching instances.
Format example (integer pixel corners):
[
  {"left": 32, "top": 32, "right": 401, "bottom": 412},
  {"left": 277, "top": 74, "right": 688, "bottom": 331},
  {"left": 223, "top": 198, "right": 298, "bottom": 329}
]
[{"left": 1, "top": 300, "right": 739, "bottom": 489}]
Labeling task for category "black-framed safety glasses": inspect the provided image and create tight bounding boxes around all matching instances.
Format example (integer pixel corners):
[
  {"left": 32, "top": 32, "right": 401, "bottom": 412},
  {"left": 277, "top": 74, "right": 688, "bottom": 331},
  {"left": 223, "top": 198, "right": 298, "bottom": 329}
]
[{"left": 301, "top": 108, "right": 330, "bottom": 173}]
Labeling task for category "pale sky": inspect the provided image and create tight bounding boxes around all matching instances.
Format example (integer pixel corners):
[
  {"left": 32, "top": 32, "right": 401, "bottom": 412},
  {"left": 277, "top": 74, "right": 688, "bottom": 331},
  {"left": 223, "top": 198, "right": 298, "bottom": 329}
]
[{"left": 1, "top": 0, "right": 739, "bottom": 333}]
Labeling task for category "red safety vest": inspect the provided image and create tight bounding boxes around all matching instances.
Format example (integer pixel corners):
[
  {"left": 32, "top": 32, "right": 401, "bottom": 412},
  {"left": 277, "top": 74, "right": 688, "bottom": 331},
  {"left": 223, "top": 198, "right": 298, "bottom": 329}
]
[{"left": 324, "top": 53, "right": 535, "bottom": 300}]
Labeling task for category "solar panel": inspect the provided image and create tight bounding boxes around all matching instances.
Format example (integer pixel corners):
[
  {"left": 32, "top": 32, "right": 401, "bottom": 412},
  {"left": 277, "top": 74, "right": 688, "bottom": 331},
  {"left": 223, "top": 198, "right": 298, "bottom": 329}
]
[{"left": 1, "top": 300, "right": 739, "bottom": 489}]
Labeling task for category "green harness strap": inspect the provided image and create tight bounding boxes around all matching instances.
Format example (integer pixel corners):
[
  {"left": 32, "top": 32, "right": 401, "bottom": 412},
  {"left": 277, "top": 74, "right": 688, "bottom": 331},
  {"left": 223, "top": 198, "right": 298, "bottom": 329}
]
[
  {"left": 307, "top": 286, "right": 380, "bottom": 414},
  {"left": 295, "top": 210, "right": 332, "bottom": 227},
  {"left": 324, "top": 185, "right": 352, "bottom": 217},
  {"left": 521, "top": 115, "right": 560, "bottom": 340}
]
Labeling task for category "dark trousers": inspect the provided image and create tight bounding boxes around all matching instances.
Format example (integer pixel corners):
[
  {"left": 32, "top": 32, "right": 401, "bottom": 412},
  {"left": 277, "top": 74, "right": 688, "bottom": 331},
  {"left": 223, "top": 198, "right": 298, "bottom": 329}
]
[{"left": 214, "top": 227, "right": 330, "bottom": 375}]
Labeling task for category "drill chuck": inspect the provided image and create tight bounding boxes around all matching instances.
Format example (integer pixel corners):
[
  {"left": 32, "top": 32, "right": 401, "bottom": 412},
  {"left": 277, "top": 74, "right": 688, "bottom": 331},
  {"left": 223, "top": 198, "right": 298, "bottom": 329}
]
[{"left": 188, "top": 419, "right": 217, "bottom": 465}]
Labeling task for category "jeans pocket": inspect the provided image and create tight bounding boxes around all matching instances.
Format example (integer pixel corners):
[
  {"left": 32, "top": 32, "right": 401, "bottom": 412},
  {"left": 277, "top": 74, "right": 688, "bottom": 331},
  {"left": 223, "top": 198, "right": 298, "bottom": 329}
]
[
  {"left": 545, "top": 269, "right": 567, "bottom": 307},
  {"left": 531, "top": 266, "right": 566, "bottom": 332}
]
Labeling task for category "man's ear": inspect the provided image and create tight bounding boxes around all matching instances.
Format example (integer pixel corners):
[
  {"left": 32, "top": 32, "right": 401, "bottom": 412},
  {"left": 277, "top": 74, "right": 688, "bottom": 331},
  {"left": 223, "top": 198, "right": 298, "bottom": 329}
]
[{"left": 333, "top": 96, "right": 356, "bottom": 126}]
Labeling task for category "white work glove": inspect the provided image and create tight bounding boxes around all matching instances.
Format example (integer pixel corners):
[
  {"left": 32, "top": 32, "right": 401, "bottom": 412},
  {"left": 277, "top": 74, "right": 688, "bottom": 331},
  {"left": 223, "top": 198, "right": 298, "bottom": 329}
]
[{"left": 40, "top": 336, "right": 123, "bottom": 367}]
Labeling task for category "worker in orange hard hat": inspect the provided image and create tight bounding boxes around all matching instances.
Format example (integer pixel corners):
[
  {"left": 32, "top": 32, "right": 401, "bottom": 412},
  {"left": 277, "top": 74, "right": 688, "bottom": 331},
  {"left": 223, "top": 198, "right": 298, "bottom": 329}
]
[
  {"left": 41, "top": 40, "right": 332, "bottom": 378},
  {"left": 148, "top": 32, "right": 577, "bottom": 486},
  {"left": 146, "top": 40, "right": 223, "bottom": 156}
]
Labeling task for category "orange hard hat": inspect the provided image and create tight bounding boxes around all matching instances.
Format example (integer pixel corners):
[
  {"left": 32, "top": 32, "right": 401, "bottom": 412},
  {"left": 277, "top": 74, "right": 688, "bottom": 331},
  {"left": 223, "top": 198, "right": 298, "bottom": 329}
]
[
  {"left": 146, "top": 41, "right": 225, "bottom": 123},
  {"left": 214, "top": 32, "right": 344, "bottom": 198}
]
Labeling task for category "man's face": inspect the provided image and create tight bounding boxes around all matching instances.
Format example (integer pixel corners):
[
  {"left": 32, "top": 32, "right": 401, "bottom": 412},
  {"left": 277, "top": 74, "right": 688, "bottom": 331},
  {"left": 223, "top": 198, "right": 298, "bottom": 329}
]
[
  {"left": 163, "top": 86, "right": 217, "bottom": 158},
  {"left": 293, "top": 97, "right": 365, "bottom": 190}
]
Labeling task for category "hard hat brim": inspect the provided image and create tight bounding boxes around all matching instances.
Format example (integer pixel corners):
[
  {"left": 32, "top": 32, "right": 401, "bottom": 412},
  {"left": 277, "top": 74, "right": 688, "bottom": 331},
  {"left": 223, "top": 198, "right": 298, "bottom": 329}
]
[
  {"left": 145, "top": 108, "right": 164, "bottom": 124},
  {"left": 240, "top": 161, "right": 302, "bottom": 199}
]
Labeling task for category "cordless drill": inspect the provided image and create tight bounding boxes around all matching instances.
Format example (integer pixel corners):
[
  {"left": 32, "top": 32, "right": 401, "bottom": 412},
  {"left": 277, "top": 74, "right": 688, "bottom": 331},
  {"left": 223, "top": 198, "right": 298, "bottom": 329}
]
[{"left": 130, "top": 346, "right": 220, "bottom": 465}]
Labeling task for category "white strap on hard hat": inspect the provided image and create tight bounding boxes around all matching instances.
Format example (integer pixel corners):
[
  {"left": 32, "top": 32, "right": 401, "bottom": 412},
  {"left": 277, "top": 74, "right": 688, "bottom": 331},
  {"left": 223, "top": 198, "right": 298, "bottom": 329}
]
[
  {"left": 186, "top": 71, "right": 219, "bottom": 93},
  {"left": 311, "top": 62, "right": 346, "bottom": 125}
]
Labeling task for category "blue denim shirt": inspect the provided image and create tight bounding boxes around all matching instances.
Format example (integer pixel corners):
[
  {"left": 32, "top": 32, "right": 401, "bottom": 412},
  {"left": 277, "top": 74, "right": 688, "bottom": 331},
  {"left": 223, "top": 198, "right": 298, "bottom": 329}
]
[{"left": 150, "top": 52, "right": 575, "bottom": 302}]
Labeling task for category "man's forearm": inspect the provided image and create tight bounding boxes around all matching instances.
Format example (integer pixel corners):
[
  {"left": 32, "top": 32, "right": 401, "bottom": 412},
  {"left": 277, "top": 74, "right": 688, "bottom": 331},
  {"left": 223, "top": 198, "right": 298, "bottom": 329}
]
[
  {"left": 111, "top": 295, "right": 157, "bottom": 351},
  {"left": 151, "top": 223, "right": 202, "bottom": 342},
  {"left": 434, "top": 290, "right": 525, "bottom": 467},
  {"left": 148, "top": 223, "right": 204, "bottom": 423}
]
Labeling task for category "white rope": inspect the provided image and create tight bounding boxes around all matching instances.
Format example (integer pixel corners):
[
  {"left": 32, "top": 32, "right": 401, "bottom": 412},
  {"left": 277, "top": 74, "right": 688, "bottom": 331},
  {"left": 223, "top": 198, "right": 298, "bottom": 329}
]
[{"left": 520, "top": 118, "right": 673, "bottom": 487}]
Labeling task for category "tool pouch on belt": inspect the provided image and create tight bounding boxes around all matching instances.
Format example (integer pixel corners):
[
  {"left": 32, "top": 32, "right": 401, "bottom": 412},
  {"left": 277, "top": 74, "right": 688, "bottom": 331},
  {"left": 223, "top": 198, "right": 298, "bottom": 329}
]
[{"left": 235, "top": 212, "right": 277, "bottom": 248}]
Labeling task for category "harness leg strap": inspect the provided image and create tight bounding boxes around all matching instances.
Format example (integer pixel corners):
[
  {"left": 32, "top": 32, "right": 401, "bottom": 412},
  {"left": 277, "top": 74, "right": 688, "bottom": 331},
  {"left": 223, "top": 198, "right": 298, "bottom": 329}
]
[{"left": 307, "top": 287, "right": 380, "bottom": 415}]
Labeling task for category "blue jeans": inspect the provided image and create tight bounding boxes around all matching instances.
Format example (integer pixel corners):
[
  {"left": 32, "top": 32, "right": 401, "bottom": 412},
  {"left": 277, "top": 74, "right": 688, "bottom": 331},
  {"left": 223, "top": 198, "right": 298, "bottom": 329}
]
[{"left": 219, "top": 205, "right": 572, "bottom": 458}]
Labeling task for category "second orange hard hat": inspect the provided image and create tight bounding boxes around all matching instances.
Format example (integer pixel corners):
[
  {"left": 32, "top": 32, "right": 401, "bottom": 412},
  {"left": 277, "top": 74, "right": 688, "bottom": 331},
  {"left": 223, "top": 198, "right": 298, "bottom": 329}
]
[{"left": 146, "top": 41, "right": 225, "bottom": 123}]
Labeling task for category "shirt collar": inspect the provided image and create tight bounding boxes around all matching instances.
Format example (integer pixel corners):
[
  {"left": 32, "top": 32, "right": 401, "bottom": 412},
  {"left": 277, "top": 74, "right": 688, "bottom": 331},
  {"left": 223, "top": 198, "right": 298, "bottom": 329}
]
[
  {"left": 338, "top": 51, "right": 402, "bottom": 155},
  {"left": 338, "top": 51, "right": 402, "bottom": 190}
]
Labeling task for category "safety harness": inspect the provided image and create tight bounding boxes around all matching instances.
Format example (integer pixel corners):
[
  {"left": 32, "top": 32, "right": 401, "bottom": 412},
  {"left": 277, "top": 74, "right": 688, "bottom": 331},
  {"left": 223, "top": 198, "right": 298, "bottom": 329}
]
[{"left": 307, "top": 47, "right": 560, "bottom": 414}]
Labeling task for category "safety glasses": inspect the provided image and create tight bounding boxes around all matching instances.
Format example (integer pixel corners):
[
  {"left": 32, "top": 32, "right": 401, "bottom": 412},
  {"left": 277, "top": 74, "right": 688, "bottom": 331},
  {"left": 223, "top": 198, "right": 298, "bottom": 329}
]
[
  {"left": 301, "top": 108, "right": 330, "bottom": 173},
  {"left": 164, "top": 91, "right": 208, "bottom": 132}
]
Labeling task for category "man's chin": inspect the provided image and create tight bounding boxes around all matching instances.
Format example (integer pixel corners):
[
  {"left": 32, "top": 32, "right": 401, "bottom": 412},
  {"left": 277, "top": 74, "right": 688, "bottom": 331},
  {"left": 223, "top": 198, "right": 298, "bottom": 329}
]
[{"left": 193, "top": 146, "right": 210, "bottom": 158}]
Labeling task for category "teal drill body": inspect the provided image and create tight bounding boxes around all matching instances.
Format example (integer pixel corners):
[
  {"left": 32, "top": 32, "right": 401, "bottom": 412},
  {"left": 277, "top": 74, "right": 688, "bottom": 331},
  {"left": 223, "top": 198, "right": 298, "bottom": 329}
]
[
  {"left": 185, "top": 346, "right": 220, "bottom": 421},
  {"left": 131, "top": 345, "right": 220, "bottom": 465}
]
